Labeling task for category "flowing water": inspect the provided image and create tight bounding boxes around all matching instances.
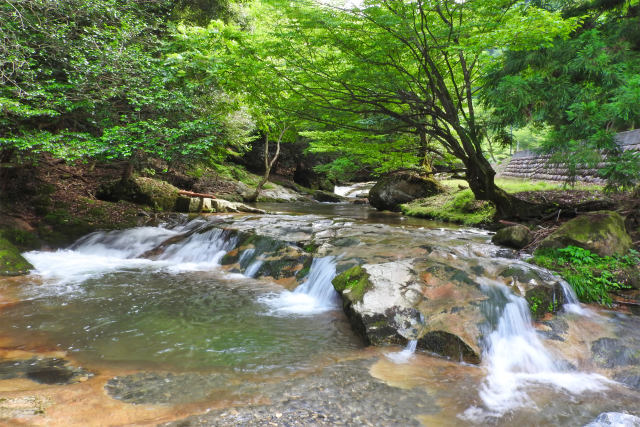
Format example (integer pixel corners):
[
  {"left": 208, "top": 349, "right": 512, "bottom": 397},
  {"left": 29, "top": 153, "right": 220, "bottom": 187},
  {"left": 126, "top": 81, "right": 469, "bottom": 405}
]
[{"left": 1, "top": 205, "right": 639, "bottom": 426}]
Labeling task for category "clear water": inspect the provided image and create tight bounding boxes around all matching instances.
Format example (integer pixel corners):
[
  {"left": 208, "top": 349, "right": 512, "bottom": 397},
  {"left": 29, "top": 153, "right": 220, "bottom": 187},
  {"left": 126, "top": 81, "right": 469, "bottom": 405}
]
[{"left": 1, "top": 209, "right": 639, "bottom": 426}]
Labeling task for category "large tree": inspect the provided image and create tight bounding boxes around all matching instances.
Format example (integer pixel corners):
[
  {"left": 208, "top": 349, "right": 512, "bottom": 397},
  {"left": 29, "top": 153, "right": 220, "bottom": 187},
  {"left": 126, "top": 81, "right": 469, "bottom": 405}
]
[
  {"left": 484, "top": 0, "right": 640, "bottom": 190},
  {"left": 247, "top": 0, "right": 577, "bottom": 217}
]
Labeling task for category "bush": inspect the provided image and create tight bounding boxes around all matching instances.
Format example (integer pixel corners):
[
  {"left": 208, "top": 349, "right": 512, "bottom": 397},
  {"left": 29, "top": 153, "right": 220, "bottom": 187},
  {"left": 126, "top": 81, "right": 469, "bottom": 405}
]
[{"left": 532, "top": 245, "right": 639, "bottom": 305}]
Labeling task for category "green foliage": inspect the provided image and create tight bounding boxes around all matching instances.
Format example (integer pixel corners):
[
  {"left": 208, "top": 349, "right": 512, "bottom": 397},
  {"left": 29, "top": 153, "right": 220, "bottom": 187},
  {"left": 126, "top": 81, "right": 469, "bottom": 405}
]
[
  {"left": 484, "top": 0, "right": 640, "bottom": 188},
  {"left": 0, "top": 0, "right": 252, "bottom": 169},
  {"left": 533, "top": 245, "right": 638, "bottom": 305},
  {"left": 599, "top": 150, "right": 640, "bottom": 192}
]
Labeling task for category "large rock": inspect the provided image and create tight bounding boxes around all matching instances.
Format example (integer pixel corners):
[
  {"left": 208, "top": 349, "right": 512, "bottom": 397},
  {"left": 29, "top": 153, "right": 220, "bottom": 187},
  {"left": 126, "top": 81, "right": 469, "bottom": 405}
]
[
  {"left": 97, "top": 177, "right": 179, "bottom": 211},
  {"left": 538, "top": 211, "right": 633, "bottom": 256},
  {"left": 0, "top": 237, "right": 33, "bottom": 276},
  {"left": 312, "top": 190, "right": 347, "bottom": 203},
  {"left": 369, "top": 172, "right": 443, "bottom": 211},
  {"left": 332, "top": 259, "right": 484, "bottom": 364},
  {"left": 491, "top": 224, "right": 533, "bottom": 249}
]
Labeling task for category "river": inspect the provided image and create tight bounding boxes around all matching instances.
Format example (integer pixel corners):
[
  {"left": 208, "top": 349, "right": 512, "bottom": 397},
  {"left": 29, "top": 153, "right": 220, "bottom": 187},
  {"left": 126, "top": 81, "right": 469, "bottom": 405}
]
[{"left": 0, "top": 203, "right": 638, "bottom": 426}]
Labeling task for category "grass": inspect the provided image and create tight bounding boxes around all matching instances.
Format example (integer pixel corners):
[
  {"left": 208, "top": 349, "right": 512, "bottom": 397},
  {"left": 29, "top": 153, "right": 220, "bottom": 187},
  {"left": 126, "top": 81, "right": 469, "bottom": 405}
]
[
  {"left": 402, "top": 177, "right": 604, "bottom": 225},
  {"left": 401, "top": 187, "right": 496, "bottom": 226}
]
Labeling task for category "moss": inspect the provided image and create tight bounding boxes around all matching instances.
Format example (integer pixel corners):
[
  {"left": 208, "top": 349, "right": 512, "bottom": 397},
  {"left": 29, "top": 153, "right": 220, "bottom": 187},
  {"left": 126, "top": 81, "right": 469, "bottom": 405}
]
[
  {"left": 332, "top": 265, "right": 372, "bottom": 303},
  {"left": 0, "top": 237, "right": 33, "bottom": 276},
  {"left": 401, "top": 189, "right": 496, "bottom": 226},
  {"left": 0, "top": 227, "right": 39, "bottom": 250}
]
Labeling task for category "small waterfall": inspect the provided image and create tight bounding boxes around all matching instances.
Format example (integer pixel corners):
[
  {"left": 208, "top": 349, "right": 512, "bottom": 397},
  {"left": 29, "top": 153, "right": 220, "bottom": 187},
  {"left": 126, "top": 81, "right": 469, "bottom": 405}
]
[
  {"left": 244, "top": 260, "right": 264, "bottom": 278},
  {"left": 157, "top": 228, "right": 238, "bottom": 270},
  {"left": 260, "top": 257, "right": 340, "bottom": 315},
  {"left": 386, "top": 339, "right": 418, "bottom": 364},
  {"left": 464, "top": 282, "right": 610, "bottom": 419}
]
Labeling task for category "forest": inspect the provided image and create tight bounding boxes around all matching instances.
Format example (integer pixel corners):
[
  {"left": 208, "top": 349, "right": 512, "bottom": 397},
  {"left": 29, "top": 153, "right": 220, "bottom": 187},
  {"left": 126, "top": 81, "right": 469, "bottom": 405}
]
[{"left": 1, "top": 0, "right": 640, "bottom": 425}]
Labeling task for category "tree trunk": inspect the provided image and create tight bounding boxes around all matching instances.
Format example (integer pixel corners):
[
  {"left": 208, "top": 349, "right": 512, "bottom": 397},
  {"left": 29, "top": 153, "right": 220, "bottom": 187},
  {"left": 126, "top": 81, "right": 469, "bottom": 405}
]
[
  {"left": 121, "top": 160, "right": 134, "bottom": 181},
  {"left": 246, "top": 127, "right": 287, "bottom": 202},
  {"left": 464, "top": 152, "right": 547, "bottom": 220}
]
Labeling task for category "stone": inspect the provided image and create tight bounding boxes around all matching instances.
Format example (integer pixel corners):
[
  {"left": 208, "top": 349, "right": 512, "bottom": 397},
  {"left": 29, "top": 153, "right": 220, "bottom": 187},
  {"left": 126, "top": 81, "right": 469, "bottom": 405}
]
[
  {"left": 369, "top": 171, "right": 443, "bottom": 211},
  {"left": 332, "top": 259, "right": 484, "bottom": 364},
  {"left": 312, "top": 190, "right": 347, "bottom": 203},
  {"left": 0, "top": 237, "right": 33, "bottom": 276},
  {"left": 591, "top": 338, "right": 640, "bottom": 368},
  {"left": 96, "top": 177, "right": 179, "bottom": 211},
  {"left": 584, "top": 412, "right": 640, "bottom": 426},
  {"left": 211, "top": 199, "right": 265, "bottom": 214},
  {"left": 491, "top": 224, "right": 533, "bottom": 249},
  {"left": 174, "top": 196, "right": 201, "bottom": 213},
  {"left": 538, "top": 211, "right": 633, "bottom": 256}
]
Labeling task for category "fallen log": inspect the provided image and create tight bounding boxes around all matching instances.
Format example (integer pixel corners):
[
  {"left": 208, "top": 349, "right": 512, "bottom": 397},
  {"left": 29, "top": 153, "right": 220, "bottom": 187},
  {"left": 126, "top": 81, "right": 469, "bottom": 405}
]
[{"left": 178, "top": 190, "right": 217, "bottom": 199}]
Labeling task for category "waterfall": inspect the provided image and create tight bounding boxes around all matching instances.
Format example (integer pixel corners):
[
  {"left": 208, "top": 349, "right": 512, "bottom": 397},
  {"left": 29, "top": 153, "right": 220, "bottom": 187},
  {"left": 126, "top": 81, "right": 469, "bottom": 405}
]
[
  {"left": 260, "top": 257, "right": 340, "bottom": 315},
  {"left": 386, "top": 340, "right": 418, "bottom": 364},
  {"left": 463, "top": 282, "right": 610, "bottom": 420}
]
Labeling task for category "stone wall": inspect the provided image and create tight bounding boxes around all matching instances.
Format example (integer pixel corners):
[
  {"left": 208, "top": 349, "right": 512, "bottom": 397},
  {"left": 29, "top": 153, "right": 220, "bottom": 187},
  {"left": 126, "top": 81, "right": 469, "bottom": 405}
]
[{"left": 499, "top": 129, "right": 640, "bottom": 183}]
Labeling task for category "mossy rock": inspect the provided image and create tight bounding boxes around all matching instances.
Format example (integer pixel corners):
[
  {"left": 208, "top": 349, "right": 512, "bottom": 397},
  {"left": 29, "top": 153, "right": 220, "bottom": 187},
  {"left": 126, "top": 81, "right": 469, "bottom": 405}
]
[
  {"left": 525, "top": 285, "right": 565, "bottom": 320},
  {"left": 0, "top": 237, "right": 33, "bottom": 276},
  {"left": 96, "top": 177, "right": 179, "bottom": 211},
  {"left": 332, "top": 265, "right": 372, "bottom": 303},
  {"left": 538, "top": 211, "right": 632, "bottom": 256},
  {"left": 369, "top": 171, "right": 444, "bottom": 211},
  {"left": 491, "top": 224, "right": 533, "bottom": 249}
]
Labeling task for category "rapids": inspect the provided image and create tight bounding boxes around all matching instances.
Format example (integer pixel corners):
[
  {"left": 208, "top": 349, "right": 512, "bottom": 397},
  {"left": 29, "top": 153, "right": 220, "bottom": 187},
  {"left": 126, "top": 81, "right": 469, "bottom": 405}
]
[{"left": 1, "top": 204, "right": 639, "bottom": 426}]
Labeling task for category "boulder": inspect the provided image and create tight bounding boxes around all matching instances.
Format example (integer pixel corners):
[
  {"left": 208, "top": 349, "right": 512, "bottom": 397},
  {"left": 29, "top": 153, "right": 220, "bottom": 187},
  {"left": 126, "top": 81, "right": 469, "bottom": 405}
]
[
  {"left": 96, "top": 177, "right": 179, "bottom": 211},
  {"left": 491, "top": 224, "right": 533, "bottom": 249},
  {"left": 368, "top": 171, "right": 443, "bottom": 211},
  {"left": 538, "top": 211, "right": 632, "bottom": 256},
  {"left": 174, "top": 197, "right": 265, "bottom": 214},
  {"left": 498, "top": 265, "right": 566, "bottom": 319},
  {"left": 332, "top": 259, "right": 483, "bottom": 364},
  {"left": 0, "top": 237, "right": 33, "bottom": 276},
  {"left": 312, "top": 190, "right": 347, "bottom": 203}
]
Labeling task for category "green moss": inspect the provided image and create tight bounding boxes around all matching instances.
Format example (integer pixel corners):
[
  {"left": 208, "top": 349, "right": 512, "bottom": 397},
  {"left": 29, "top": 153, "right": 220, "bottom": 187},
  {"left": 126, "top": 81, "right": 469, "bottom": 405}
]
[
  {"left": 401, "top": 189, "right": 496, "bottom": 226},
  {"left": 0, "top": 227, "right": 39, "bottom": 250},
  {"left": 332, "top": 265, "right": 372, "bottom": 302},
  {"left": 0, "top": 237, "right": 33, "bottom": 276}
]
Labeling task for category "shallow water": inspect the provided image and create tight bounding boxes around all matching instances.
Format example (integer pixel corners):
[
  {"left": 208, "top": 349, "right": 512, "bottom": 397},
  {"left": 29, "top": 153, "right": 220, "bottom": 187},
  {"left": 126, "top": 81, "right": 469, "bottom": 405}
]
[{"left": 1, "top": 206, "right": 639, "bottom": 426}]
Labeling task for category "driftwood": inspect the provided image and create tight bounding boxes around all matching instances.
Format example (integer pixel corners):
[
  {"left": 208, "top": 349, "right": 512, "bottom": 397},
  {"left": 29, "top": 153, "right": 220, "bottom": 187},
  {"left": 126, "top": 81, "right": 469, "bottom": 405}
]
[{"left": 178, "top": 190, "right": 216, "bottom": 199}]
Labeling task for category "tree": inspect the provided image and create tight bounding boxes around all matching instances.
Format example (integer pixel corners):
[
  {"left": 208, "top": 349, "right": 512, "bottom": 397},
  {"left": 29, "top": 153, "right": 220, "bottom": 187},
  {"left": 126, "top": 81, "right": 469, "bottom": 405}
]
[
  {"left": 484, "top": 0, "right": 640, "bottom": 190},
  {"left": 0, "top": 0, "right": 252, "bottom": 182},
  {"left": 246, "top": 0, "right": 577, "bottom": 217}
]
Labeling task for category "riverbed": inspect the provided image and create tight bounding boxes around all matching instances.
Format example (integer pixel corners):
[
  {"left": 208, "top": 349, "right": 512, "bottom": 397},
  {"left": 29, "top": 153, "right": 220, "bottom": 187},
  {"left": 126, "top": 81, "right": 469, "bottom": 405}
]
[{"left": 1, "top": 204, "right": 639, "bottom": 426}]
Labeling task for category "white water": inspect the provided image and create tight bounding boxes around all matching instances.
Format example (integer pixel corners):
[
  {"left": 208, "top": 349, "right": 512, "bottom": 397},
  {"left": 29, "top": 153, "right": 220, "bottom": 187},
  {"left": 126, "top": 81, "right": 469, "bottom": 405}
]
[
  {"left": 334, "top": 182, "right": 375, "bottom": 198},
  {"left": 24, "top": 224, "right": 239, "bottom": 284},
  {"left": 260, "top": 257, "right": 340, "bottom": 315},
  {"left": 464, "top": 282, "right": 610, "bottom": 420},
  {"left": 386, "top": 340, "right": 418, "bottom": 364}
]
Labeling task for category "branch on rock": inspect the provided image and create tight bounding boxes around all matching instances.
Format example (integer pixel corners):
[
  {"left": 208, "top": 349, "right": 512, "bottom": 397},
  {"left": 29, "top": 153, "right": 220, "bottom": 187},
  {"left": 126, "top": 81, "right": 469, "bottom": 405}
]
[{"left": 178, "top": 190, "right": 217, "bottom": 199}]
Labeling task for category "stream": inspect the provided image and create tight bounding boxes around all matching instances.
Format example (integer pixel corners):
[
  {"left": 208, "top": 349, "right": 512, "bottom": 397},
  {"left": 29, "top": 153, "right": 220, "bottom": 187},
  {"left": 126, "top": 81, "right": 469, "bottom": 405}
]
[{"left": 1, "top": 203, "right": 639, "bottom": 426}]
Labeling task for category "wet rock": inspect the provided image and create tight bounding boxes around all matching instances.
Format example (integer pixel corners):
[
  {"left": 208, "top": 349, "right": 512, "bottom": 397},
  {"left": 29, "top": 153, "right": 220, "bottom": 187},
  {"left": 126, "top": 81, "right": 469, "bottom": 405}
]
[
  {"left": 491, "top": 224, "right": 533, "bottom": 249},
  {"left": 332, "top": 259, "right": 484, "bottom": 364},
  {"left": 0, "top": 236, "right": 33, "bottom": 276},
  {"left": 312, "top": 190, "right": 346, "bottom": 203},
  {"left": 162, "top": 359, "right": 438, "bottom": 426},
  {"left": 584, "top": 412, "right": 640, "bottom": 426},
  {"left": 613, "top": 369, "right": 640, "bottom": 391},
  {"left": 538, "top": 211, "right": 632, "bottom": 256},
  {"left": 105, "top": 372, "right": 229, "bottom": 405},
  {"left": 369, "top": 171, "right": 443, "bottom": 211},
  {"left": 0, "top": 357, "right": 91, "bottom": 384},
  {"left": 498, "top": 265, "right": 566, "bottom": 319},
  {"left": 591, "top": 338, "right": 640, "bottom": 368}
]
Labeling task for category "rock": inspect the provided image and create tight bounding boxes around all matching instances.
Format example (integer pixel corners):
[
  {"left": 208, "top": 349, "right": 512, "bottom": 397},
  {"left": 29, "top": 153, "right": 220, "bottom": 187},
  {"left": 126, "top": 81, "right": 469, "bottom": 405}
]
[
  {"left": 584, "top": 412, "right": 640, "bottom": 426},
  {"left": 312, "top": 190, "right": 347, "bottom": 203},
  {"left": 591, "top": 338, "right": 640, "bottom": 368},
  {"left": 332, "top": 259, "right": 483, "bottom": 364},
  {"left": 0, "top": 237, "right": 33, "bottom": 276},
  {"left": 538, "top": 211, "right": 632, "bottom": 256},
  {"left": 491, "top": 224, "right": 533, "bottom": 249},
  {"left": 96, "top": 177, "right": 179, "bottom": 211},
  {"left": 498, "top": 265, "right": 566, "bottom": 319},
  {"left": 369, "top": 171, "right": 443, "bottom": 211},
  {"left": 0, "top": 357, "right": 91, "bottom": 384}
]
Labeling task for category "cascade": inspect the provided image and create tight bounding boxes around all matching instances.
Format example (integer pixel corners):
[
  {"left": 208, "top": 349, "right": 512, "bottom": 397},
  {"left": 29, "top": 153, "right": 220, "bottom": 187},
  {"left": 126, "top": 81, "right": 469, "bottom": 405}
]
[
  {"left": 386, "top": 340, "right": 418, "bottom": 364},
  {"left": 260, "top": 257, "right": 340, "bottom": 315},
  {"left": 464, "top": 281, "right": 610, "bottom": 419}
]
